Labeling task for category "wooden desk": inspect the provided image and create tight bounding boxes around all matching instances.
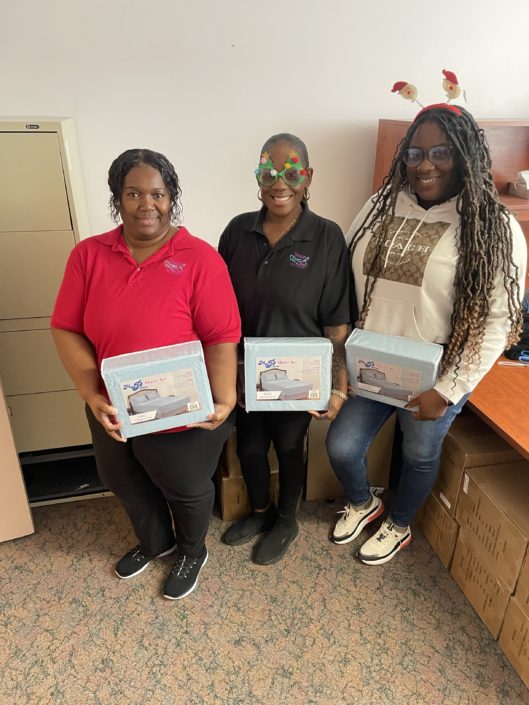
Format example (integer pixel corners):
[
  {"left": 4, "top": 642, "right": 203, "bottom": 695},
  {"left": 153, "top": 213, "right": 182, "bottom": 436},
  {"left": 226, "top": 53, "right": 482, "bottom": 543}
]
[{"left": 467, "top": 359, "right": 529, "bottom": 461}]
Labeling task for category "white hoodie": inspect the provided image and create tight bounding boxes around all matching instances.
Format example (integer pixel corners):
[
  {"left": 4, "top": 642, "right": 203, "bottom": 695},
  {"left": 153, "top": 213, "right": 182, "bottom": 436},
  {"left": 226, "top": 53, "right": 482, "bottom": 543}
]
[{"left": 347, "top": 189, "right": 527, "bottom": 404}]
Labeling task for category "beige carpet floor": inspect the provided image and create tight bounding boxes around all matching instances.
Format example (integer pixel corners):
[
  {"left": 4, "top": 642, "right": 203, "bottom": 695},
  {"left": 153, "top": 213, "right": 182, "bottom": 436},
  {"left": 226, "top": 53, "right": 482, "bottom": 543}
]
[{"left": 1, "top": 495, "right": 528, "bottom": 705}]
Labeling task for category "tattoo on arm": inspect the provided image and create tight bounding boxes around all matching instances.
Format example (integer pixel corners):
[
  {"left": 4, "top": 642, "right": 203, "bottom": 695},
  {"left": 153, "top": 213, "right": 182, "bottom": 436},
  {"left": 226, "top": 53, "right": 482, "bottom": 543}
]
[{"left": 324, "top": 324, "right": 349, "bottom": 389}]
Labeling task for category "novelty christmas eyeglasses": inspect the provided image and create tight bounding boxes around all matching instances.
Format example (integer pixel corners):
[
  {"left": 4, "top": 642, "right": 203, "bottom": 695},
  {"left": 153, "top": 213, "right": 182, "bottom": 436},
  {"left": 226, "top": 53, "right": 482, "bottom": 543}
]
[{"left": 255, "top": 150, "right": 308, "bottom": 188}]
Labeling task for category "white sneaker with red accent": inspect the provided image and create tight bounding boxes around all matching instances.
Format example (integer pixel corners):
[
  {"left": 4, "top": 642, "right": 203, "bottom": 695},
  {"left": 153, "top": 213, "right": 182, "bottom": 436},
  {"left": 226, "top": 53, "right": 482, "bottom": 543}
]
[
  {"left": 331, "top": 494, "right": 385, "bottom": 544},
  {"left": 358, "top": 518, "right": 412, "bottom": 565}
]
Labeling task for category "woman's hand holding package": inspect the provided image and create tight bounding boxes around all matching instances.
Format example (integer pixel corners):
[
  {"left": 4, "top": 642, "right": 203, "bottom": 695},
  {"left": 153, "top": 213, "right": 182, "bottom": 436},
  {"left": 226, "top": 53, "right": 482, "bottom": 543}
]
[
  {"left": 406, "top": 388, "right": 448, "bottom": 421},
  {"left": 308, "top": 392, "right": 347, "bottom": 422},
  {"left": 188, "top": 401, "right": 234, "bottom": 431},
  {"left": 87, "top": 393, "right": 125, "bottom": 442}
]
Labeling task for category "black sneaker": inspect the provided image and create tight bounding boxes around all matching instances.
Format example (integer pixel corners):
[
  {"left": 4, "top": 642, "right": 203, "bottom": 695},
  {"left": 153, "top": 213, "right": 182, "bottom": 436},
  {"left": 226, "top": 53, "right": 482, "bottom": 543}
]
[
  {"left": 253, "top": 517, "right": 299, "bottom": 565},
  {"left": 222, "top": 505, "right": 277, "bottom": 546},
  {"left": 163, "top": 549, "right": 208, "bottom": 600},
  {"left": 115, "top": 544, "right": 177, "bottom": 579}
]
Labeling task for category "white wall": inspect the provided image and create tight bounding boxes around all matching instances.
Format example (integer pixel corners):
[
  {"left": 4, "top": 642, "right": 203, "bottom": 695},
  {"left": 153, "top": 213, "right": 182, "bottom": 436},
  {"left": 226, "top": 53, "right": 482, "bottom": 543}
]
[{"left": 3, "top": 0, "right": 529, "bottom": 243}]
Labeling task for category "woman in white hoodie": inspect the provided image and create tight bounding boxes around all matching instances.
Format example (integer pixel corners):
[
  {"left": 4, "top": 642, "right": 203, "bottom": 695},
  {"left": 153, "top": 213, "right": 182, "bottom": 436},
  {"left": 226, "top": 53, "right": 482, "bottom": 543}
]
[{"left": 326, "top": 104, "right": 527, "bottom": 565}]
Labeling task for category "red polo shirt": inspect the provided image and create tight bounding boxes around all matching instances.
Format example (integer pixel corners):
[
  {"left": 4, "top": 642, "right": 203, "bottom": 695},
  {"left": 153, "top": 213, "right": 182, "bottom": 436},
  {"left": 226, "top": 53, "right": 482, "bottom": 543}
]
[{"left": 51, "top": 226, "right": 241, "bottom": 365}]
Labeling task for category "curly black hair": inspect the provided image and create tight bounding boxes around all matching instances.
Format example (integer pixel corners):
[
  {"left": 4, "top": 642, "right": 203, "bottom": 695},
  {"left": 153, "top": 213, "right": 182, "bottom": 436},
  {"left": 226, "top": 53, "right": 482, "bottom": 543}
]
[
  {"left": 107, "top": 148, "right": 182, "bottom": 224},
  {"left": 349, "top": 105, "right": 523, "bottom": 379}
]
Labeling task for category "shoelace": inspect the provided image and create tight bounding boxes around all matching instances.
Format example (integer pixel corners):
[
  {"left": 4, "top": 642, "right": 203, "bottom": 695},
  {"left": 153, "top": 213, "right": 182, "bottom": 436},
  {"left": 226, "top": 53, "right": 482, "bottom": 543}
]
[
  {"left": 130, "top": 546, "right": 149, "bottom": 562},
  {"left": 376, "top": 526, "right": 392, "bottom": 542},
  {"left": 170, "top": 555, "right": 199, "bottom": 578},
  {"left": 338, "top": 502, "right": 371, "bottom": 518},
  {"left": 376, "top": 523, "right": 405, "bottom": 542}
]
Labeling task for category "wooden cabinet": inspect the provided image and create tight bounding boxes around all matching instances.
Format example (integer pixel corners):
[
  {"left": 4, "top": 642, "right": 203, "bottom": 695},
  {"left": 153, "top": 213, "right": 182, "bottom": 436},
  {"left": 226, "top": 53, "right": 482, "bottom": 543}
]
[{"left": 372, "top": 119, "right": 529, "bottom": 287}]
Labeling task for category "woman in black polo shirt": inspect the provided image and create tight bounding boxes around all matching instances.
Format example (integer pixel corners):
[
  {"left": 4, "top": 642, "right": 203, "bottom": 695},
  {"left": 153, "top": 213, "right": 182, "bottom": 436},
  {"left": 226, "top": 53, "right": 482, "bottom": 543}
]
[{"left": 218, "top": 133, "right": 352, "bottom": 565}]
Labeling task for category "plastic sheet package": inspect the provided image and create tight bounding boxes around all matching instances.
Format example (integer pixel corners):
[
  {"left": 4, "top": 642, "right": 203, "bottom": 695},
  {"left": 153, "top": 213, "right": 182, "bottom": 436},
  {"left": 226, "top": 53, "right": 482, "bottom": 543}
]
[
  {"left": 101, "top": 341, "right": 214, "bottom": 438},
  {"left": 345, "top": 329, "right": 443, "bottom": 409},
  {"left": 244, "top": 337, "right": 333, "bottom": 411}
]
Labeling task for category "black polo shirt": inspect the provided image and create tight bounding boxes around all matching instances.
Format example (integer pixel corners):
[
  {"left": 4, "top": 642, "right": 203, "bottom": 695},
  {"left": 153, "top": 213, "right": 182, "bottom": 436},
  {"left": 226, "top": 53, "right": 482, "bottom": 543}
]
[{"left": 218, "top": 205, "right": 353, "bottom": 339}]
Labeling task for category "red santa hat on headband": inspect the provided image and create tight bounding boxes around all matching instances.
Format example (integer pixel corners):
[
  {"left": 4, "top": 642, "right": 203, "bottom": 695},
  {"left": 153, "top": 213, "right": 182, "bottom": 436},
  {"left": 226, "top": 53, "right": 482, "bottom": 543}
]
[
  {"left": 442, "top": 69, "right": 459, "bottom": 85},
  {"left": 391, "top": 70, "right": 466, "bottom": 112},
  {"left": 442, "top": 69, "right": 466, "bottom": 102},
  {"left": 391, "top": 81, "right": 423, "bottom": 106}
]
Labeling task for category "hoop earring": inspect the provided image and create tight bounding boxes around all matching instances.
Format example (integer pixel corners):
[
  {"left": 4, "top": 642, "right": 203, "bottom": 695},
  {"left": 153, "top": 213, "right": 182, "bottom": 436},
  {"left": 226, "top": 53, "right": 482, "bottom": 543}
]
[
  {"left": 303, "top": 187, "right": 310, "bottom": 201},
  {"left": 257, "top": 189, "right": 263, "bottom": 202}
]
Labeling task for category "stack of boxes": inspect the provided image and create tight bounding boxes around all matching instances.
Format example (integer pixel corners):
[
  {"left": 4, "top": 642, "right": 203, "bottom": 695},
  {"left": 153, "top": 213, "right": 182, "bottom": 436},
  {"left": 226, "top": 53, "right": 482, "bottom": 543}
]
[
  {"left": 418, "top": 412, "right": 520, "bottom": 567},
  {"left": 453, "top": 462, "right": 529, "bottom": 687},
  {"left": 217, "top": 414, "right": 395, "bottom": 518},
  {"left": 417, "top": 409, "right": 529, "bottom": 687},
  {"left": 216, "top": 429, "right": 280, "bottom": 521},
  {"left": 305, "top": 415, "right": 395, "bottom": 501},
  {"left": 500, "top": 553, "right": 529, "bottom": 688}
]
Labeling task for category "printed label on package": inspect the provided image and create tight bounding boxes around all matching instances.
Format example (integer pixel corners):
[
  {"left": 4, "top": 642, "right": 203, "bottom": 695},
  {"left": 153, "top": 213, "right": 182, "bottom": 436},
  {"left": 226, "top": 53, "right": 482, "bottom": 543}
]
[
  {"left": 121, "top": 368, "right": 200, "bottom": 424},
  {"left": 355, "top": 358, "right": 422, "bottom": 402},
  {"left": 255, "top": 356, "right": 321, "bottom": 402}
]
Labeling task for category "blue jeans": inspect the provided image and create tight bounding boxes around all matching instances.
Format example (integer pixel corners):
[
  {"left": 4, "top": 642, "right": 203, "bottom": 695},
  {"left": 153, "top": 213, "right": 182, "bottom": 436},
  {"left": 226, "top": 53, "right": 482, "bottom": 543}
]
[{"left": 325, "top": 394, "right": 469, "bottom": 526}]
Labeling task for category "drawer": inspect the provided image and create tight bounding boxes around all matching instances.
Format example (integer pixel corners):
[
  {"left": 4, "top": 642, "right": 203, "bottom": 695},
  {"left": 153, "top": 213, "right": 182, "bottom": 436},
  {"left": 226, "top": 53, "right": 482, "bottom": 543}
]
[
  {"left": 0, "top": 328, "right": 73, "bottom": 395},
  {"left": 6, "top": 391, "right": 91, "bottom": 452},
  {"left": 0, "top": 230, "right": 75, "bottom": 319},
  {"left": 0, "top": 132, "right": 71, "bottom": 232}
]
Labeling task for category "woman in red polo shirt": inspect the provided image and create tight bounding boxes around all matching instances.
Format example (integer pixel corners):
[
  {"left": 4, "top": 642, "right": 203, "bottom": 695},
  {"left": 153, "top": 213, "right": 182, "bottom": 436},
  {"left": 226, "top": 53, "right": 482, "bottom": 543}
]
[{"left": 51, "top": 149, "right": 240, "bottom": 600}]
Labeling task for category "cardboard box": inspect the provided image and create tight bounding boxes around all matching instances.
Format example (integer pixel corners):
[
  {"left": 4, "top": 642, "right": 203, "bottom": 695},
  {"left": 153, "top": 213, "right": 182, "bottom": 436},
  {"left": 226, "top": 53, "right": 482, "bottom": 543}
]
[
  {"left": 432, "top": 451, "right": 462, "bottom": 516},
  {"left": 220, "top": 428, "right": 279, "bottom": 479},
  {"left": 433, "top": 413, "right": 520, "bottom": 517},
  {"left": 442, "top": 411, "right": 520, "bottom": 469},
  {"left": 499, "top": 598, "right": 529, "bottom": 689},
  {"left": 451, "top": 529, "right": 511, "bottom": 638},
  {"left": 515, "top": 551, "right": 529, "bottom": 617},
  {"left": 244, "top": 337, "right": 332, "bottom": 411},
  {"left": 217, "top": 465, "right": 279, "bottom": 522},
  {"left": 456, "top": 462, "right": 529, "bottom": 591},
  {"left": 417, "top": 493, "right": 459, "bottom": 568},
  {"left": 101, "top": 342, "right": 214, "bottom": 438},
  {"left": 305, "top": 415, "right": 395, "bottom": 501},
  {"left": 345, "top": 329, "right": 442, "bottom": 409}
]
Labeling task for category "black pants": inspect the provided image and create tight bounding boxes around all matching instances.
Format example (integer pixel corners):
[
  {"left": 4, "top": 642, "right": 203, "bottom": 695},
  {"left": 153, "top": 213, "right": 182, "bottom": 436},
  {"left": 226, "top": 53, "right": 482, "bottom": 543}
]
[
  {"left": 87, "top": 407, "right": 234, "bottom": 557},
  {"left": 235, "top": 407, "right": 311, "bottom": 517}
]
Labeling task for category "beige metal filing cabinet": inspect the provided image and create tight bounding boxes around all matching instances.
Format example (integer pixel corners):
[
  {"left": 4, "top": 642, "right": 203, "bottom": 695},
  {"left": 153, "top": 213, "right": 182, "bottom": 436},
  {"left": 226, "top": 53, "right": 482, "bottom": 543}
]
[
  {"left": 0, "top": 119, "right": 102, "bottom": 532},
  {"left": 0, "top": 118, "right": 91, "bottom": 452}
]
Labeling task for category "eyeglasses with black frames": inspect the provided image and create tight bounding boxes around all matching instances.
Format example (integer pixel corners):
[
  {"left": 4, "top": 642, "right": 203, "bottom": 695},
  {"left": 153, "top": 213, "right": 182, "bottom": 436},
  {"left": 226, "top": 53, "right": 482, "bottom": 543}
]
[{"left": 403, "top": 144, "right": 454, "bottom": 168}]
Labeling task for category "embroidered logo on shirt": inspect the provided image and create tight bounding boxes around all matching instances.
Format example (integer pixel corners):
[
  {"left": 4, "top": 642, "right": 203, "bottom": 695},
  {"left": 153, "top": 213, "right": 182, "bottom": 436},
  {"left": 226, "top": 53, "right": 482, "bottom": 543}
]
[
  {"left": 364, "top": 218, "right": 449, "bottom": 286},
  {"left": 164, "top": 259, "right": 186, "bottom": 274},
  {"left": 289, "top": 252, "right": 310, "bottom": 269}
]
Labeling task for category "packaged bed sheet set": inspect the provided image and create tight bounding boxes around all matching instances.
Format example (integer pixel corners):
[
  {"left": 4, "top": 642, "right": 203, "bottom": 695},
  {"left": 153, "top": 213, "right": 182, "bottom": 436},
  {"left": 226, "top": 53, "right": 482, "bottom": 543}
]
[
  {"left": 345, "top": 329, "right": 443, "bottom": 409},
  {"left": 101, "top": 341, "right": 214, "bottom": 438},
  {"left": 244, "top": 337, "right": 333, "bottom": 411}
]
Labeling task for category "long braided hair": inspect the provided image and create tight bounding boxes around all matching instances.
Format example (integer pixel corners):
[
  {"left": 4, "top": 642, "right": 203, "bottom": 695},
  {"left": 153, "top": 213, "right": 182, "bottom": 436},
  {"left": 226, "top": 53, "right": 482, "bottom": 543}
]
[{"left": 350, "top": 105, "right": 523, "bottom": 378}]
